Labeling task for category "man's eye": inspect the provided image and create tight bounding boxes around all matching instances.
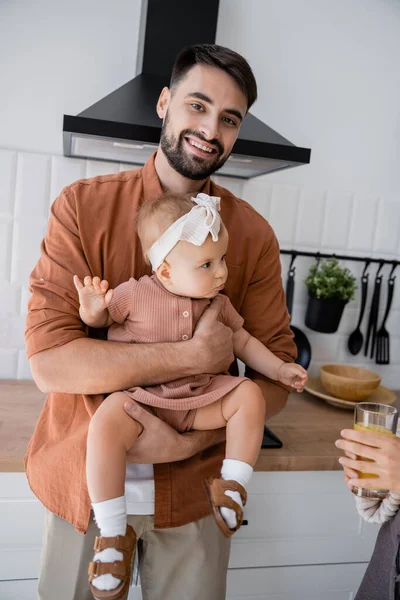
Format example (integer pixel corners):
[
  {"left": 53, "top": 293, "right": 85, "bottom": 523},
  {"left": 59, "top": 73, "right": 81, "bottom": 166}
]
[
  {"left": 201, "top": 262, "right": 211, "bottom": 269},
  {"left": 191, "top": 103, "right": 204, "bottom": 111},
  {"left": 222, "top": 116, "right": 236, "bottom": 126}
]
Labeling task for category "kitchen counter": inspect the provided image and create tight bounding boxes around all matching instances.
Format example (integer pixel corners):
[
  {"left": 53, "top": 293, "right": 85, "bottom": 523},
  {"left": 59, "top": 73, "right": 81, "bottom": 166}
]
[{"left": 1, "top": 379, "right": 398, "bottom": 473}]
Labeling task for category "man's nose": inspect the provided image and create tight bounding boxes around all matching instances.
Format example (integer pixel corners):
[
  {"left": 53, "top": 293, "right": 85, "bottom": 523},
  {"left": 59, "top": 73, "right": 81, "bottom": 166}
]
[{"left": 199, "top": 115, "right": 220, "bottom": 141}]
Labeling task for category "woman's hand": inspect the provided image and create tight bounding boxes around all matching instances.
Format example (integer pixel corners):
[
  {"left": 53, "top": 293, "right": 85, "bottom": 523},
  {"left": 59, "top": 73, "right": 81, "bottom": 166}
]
[{"left": 335, "top": 428, "right": 400, "bottom": 493}]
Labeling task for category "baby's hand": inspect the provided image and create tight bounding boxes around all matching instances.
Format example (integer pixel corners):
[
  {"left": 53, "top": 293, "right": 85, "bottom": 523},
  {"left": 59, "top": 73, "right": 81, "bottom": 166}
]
[
  {"left": 73, "top": 275, "right": 114, "bottom": 319},
  {"left": 277, "top": 362, "right": 308, "bottom": 392}
]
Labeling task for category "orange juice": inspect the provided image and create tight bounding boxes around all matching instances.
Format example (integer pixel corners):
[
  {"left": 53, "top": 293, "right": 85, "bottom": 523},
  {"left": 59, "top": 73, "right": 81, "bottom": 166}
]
[{"left": 353, "top": 423, "right": 395, "bottom": 479}]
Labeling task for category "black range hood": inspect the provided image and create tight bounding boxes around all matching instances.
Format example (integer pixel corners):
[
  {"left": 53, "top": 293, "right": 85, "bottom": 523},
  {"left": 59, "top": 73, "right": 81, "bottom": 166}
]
[{"left": 63, "top": 0, "right": 311, "bottom": 179}]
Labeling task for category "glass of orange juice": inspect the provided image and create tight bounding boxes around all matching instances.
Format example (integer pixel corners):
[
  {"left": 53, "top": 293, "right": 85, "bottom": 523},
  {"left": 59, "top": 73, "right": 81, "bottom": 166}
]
[{"left": 352, "top": 402, "right": 398, "bottom": 500}]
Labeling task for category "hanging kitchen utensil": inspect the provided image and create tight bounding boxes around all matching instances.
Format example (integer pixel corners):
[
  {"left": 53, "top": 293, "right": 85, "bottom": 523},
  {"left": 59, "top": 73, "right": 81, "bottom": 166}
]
[
  {"left": 347, "top": 260, "right": 370, "bottom": 355},
  {"left": 375, "top": 262, "right": 397, "bottom": 365},
  {"left": 285, "top": 253, "right": 312, "bottom": 370},
  {"left": 364, "top": 261, "right": 384, "bottom": 358}
]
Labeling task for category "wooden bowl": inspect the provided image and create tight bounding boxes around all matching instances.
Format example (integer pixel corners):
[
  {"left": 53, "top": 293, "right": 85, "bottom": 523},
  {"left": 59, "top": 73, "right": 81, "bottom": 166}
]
[{"left": 320, "top": 365, "right": 381, "bottom": 401}]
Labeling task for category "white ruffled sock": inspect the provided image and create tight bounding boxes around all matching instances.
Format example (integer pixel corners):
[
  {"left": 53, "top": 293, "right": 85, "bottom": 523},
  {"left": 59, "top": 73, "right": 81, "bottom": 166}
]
[
  {"left": 91, "top": 496, "right": 127, "bottom": 591},
  {"left": 220, "top": 459, "right": 253, "bottom": 529}
]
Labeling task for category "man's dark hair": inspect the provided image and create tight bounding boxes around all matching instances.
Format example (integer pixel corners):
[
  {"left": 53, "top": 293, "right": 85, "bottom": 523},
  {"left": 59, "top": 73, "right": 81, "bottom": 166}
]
[{"left": 170, "top": 44, "right": 257, "bottom": 111}]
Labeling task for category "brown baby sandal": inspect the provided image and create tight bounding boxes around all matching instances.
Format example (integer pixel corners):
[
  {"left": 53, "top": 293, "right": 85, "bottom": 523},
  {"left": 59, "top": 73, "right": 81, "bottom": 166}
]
[
  {"left": 88, "top": 524, "right": 136, "bottom": 600},
  {"left": 203, "top": 477, "right": 247, "bottom": 538}
]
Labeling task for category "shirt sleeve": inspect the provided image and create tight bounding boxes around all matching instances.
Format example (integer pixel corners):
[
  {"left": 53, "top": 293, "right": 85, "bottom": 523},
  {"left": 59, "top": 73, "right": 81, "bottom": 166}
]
[
  {"left": 218, "top": 294, "right": 244, "bottom": 332},
  {"left": 25, "top": 187, "right": 90, "bottom": 358},
  {"left": 239, "top": 223, "right": 297, "bottom": 389},
  {"left": 355, "top": 492, "right": 400, "bottom": 524},
  {"left": 108, "top": 279, "right": 137, "bottom": 324}
]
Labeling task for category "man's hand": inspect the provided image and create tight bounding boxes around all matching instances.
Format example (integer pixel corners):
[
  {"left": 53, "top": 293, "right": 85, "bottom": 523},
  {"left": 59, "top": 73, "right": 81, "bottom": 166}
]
[
  {"left": 335, "top": 428, "right": 400, "bottom": 493},
  {"left": 191, "top": 296, "right": 234, "bottom": 374},
  {"left": 124, "top": 400, "right": 225, "bottom": 464}
]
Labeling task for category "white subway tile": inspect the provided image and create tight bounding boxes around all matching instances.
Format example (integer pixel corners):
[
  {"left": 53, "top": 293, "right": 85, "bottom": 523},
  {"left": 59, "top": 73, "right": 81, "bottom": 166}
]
[
  {"left": 20, "top": 287, "right": 31, "bottom": 317},
  {"left": 0, "top": 282, "right": 20, "bottom": 316},
  {"left": 304, "top": 331, "right": 342, "bottom": 363},
  {"left": 0, "top": 349, "right": 18, "bottom": 379},
  {"left": 0, "top": 316, "right": 26, "bottom": 348},
  {"left": 14, "top": 152, "right": 51, "bottom": 219},
  {"left": 321, "top": 190, "right": 353, "bottom": 250},
  {"left": 337, "top": 307, "right": 359, "bottom": 335},
  {"left": 0, "top": 149, "right": 17, "bottom": 216},
  {"left": 0, "top": 220, "right": 12, "bottom": 280},
  {"left": 211, "top": 175, "right": 244, "bottom": 199},
  {"left": 269, "top": 184, "right": 300, "bottom": 246},
  {"left": 119, "top": 163, "right": 135, "bottom": 172},
  {"left": 50, "top": 156, "right": 86, "bottom": 203},
  {"left": 17, "top": 350, "right": 33, "bottom": 380},
  {"left": 242, "top": 180, "right": 272, "bottom": 219},
  {"left": 348, "top": 195, "right": 379, "bottom": 252},
  {"left": 85, "top": 160, "right": 119, "bottom": 178},
  {"left": 294, "top": 190, "right": 325, "bottom": 248},
  {"left": 374, "top": 199, "right": 400, "bottom": 256},
  {"left": 10, "top": 219, "right": 46, "bottom": 285}
]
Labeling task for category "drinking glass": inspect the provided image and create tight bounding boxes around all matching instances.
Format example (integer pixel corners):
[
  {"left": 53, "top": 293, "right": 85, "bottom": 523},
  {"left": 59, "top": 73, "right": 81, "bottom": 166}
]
[{"left": 352, "top": 402, "right": 398, "bottom": 500}]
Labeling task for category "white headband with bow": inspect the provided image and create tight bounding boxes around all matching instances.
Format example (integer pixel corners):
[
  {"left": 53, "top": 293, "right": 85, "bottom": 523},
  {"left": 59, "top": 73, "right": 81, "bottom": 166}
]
[{"left": 147, "top": 193, "right": 221, "bottom": 270}]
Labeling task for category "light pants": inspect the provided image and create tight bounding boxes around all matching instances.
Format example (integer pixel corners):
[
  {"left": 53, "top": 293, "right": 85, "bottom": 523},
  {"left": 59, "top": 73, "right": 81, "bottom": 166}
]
[{"left": 38, "top": 509, "right": 231, "bottom": 600}]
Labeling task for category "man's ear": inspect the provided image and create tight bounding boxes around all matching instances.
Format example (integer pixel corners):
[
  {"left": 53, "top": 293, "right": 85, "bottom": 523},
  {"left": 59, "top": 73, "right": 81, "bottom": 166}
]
[
  {"left": 156, "top": 260, "right": 172, "bottom": 284},
  {"left": 156, "top": 87, "right": 171, "bottom": 119}
]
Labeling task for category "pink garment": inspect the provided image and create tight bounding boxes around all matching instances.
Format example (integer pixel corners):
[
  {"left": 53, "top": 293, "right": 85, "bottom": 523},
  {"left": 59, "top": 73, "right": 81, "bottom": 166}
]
[{"left": 107, "top": 275, "right": 248, "bottom": 430}]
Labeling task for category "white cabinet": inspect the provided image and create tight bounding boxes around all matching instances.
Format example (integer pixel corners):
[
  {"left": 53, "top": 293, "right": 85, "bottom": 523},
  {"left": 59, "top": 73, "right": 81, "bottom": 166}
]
[
  {"left": 0, "top": 473, "right": 44, "bottom": 581},
  {"left": 0, "top": 471, "right": 379, "bottom": 598},
  {"left": 226, "top": 563, "right": 368, "bottom": 600},
  {"left": 230, "top": 471, "right": 379, "bottom": 569}
]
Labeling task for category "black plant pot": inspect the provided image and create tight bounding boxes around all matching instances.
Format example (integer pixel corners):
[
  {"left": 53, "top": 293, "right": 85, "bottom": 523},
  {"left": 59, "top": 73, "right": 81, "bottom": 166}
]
[{"left": 305, "top": 294, "right": 347, "bottom": 333}]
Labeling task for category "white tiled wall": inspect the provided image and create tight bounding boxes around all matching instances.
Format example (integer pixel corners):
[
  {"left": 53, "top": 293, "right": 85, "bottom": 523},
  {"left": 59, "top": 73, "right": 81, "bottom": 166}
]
[{"left": 1, "top": 148, "right": 399, "bottom": 388}]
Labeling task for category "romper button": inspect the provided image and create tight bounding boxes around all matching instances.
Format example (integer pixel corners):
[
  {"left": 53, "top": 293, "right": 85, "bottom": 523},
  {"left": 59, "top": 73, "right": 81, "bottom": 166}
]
[
  {"left": 182, "top": 334, "right": 189, "bottom": 340},
  {"left": 183, "top": 311, "right": 189, "bottom": 317}
]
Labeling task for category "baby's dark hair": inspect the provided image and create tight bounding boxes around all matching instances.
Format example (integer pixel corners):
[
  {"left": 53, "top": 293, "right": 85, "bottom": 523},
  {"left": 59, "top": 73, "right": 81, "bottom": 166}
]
[{"left": 137, "top": 193, "right": 195, "bottom": 262}]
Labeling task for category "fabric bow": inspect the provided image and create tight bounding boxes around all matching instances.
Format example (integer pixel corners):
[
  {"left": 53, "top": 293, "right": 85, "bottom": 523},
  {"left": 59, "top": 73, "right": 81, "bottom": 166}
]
[{"left": 147, "top": 193, "right": 222, "bottom": 270}]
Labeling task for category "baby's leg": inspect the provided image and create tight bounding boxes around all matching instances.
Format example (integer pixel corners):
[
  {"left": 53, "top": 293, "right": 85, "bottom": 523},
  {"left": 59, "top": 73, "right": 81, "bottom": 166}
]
[
  {"left": 86, "top": 391, "right": 142, "bottom": 593},
  {"left": 193, "top": 381, "right": 266, "bottom": 531},
  {"left": 192, "top": 380, "right": 266, "bottom": 465},
  {"left": 86, "top": 391, "right": 142, "bottom": 503}
]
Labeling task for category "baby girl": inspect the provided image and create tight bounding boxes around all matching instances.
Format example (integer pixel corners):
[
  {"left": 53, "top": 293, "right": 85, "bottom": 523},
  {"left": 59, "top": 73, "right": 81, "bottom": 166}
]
[{"left": 73, "top": 192, "right": 307, "bottom": 599}]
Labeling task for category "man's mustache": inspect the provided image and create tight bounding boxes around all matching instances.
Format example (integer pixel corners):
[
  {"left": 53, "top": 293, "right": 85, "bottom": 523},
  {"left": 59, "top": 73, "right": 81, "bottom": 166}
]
[{"left": 180, "top": 129, "right": 224, "bottom": 156}]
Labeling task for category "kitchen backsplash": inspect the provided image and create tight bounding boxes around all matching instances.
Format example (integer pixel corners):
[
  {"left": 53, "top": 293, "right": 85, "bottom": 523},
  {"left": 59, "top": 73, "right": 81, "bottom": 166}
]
[{"left": 1, "top": 148, "right": 399, "bottom": 387}]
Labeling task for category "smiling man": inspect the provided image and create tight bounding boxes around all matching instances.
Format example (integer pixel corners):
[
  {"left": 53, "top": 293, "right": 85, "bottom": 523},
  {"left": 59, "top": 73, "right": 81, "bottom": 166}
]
[{"left": 26, "top": 44, "right": 296, "bottom": 600}]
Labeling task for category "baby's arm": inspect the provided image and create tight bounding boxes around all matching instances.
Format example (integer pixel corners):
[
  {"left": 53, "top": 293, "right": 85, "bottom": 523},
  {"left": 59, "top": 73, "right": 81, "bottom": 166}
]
[
  {"left": 73, "top": 275, "right": 115, "bottom": 328},
  {"left": 355, "top": 492, "right": 400, "bottom": 524},
  {"left": 233, "top": 328, "right": 308, "bottom": 391}
]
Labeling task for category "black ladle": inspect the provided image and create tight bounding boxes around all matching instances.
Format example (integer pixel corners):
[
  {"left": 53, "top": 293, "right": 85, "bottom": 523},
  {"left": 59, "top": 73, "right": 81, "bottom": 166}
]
[
  {"left": 347, "top": 260, "right": 370, "bottom": 355},
  {"left": 285, "top": 255, "right": 312, "bottom": 370}
]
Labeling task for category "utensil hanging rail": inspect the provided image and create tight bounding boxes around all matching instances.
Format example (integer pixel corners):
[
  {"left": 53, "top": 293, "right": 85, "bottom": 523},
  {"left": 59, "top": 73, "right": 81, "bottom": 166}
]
[{"left": 280, "top": 249, "right": 398, "bottom": 267}]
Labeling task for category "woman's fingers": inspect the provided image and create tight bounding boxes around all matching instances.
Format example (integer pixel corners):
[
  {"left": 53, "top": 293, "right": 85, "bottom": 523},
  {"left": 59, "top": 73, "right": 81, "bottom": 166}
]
[
  {"left": 339, "top": 456, "right": 377, "bottom": 475},
  {"left": 335, "top": 439, "right": 378, "bottom": 461}
]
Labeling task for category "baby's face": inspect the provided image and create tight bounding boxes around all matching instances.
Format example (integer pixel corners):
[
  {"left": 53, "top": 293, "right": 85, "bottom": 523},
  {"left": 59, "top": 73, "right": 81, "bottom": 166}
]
[{"left": 163, "top": 225, "right": 229, "bottom": 299}]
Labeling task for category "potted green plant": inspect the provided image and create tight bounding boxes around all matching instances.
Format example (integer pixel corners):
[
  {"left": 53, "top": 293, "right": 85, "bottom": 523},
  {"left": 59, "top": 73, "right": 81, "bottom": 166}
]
[{"left": 304, "top": 258, "right": 357, "bottom": 333}]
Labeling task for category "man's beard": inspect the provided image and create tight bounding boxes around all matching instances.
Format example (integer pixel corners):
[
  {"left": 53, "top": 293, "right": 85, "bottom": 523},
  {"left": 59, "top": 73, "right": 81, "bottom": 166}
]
[{"left": 160, "top": 112, "right": 230, "bottom": 180}]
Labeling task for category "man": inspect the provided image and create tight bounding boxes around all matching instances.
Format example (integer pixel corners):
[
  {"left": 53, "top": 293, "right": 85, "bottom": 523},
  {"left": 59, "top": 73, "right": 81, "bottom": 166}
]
[{"left": 26, "top": 44, "right": 296, "bottom": 600}]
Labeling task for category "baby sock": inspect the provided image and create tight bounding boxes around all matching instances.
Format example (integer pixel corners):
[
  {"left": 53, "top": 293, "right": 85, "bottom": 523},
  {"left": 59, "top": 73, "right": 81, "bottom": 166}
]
[
  {"left": 220, "top": 458, "right": 253, "bottom": 530},
  {"left": 91, "top": 495, "right": 127, "bottom": 591}
]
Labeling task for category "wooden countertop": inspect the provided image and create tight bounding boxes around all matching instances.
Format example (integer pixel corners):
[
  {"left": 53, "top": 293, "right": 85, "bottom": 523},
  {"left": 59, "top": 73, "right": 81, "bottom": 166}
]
[{"left": 0, "top": 379, "right": 397, "bottom": 473}]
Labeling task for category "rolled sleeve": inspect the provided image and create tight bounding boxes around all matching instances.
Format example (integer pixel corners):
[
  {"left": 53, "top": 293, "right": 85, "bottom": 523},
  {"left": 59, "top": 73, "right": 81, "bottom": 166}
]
[{"left": 25, "top": 188, "right": 89, "bottom": 358}]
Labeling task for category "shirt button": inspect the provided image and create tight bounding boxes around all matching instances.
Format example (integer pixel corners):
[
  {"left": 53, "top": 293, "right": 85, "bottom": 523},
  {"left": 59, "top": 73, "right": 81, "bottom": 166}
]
[
  {"left": 182, "top": 311, "right": 189, "bottom": 317},
  {"left": 182, "top": 334, "right": 189, "bottom": 341}
]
